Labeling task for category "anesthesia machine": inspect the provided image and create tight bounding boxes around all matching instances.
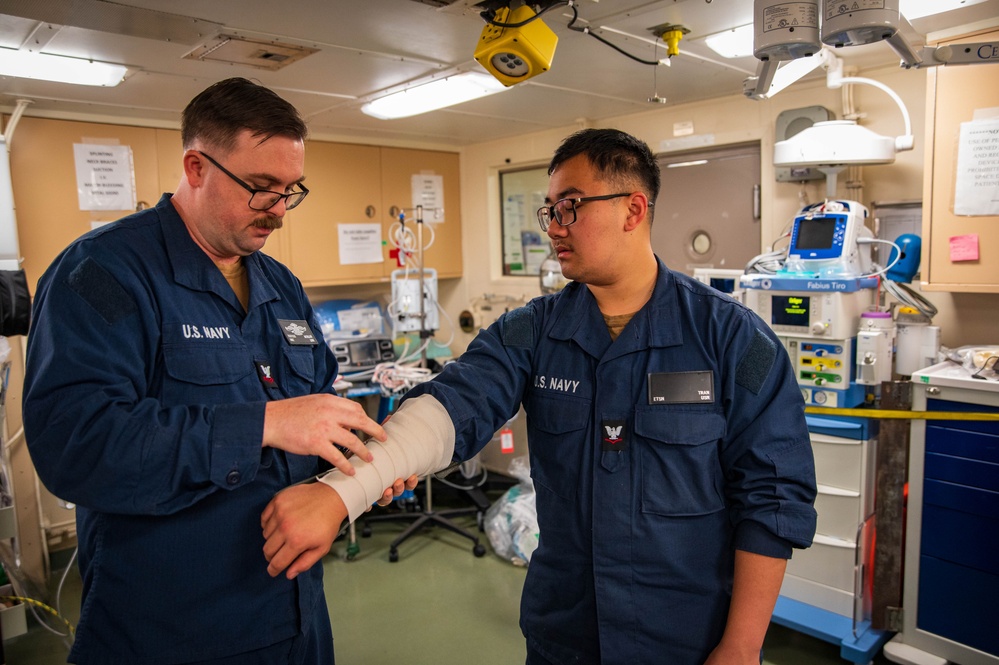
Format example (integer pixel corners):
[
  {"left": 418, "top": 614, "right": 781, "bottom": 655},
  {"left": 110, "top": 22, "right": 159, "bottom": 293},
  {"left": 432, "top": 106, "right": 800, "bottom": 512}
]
[{"left": 742, "top": 199, "right": 936, "bottom": 408}]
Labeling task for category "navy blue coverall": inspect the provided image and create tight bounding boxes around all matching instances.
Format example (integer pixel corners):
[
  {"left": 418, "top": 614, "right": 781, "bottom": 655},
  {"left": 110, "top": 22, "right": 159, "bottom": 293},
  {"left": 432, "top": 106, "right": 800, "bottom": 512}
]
[
  {"left": 24, "top": 195, "right": 334, "bottom": 664},
  {"left": 406, "top": 258, "right": 817, "bottom": 665}
]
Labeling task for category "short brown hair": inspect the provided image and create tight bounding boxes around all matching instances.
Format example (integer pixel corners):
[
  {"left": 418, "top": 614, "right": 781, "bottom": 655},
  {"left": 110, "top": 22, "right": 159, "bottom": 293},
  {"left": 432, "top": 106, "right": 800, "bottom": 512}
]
[{"left": 181, "top": 77, "right": 307, "bottom": 153}]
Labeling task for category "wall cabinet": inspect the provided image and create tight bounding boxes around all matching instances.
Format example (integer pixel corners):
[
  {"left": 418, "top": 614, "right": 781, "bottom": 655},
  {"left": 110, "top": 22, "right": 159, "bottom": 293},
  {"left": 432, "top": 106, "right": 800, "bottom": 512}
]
[
  {"left": 6, "top": 116, "right": 461, "bottom": 290},
  {"left": 282, "top": 143, "right": 463, "bottom": 287},
  {"left": 921, "top": 27, "right": 999, "bottom": 292}
]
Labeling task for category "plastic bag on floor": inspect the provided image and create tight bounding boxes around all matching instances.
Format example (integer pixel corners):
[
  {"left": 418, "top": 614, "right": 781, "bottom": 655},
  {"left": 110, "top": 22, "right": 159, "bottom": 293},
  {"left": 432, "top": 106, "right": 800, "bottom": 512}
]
[{"left": 484, "top": 456, "right": 538, "bottom": 566}]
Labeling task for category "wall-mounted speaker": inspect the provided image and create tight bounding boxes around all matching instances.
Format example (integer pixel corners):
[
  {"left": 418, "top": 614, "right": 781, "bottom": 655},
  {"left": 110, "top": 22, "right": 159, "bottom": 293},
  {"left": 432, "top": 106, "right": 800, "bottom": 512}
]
[{"left": 775, "top": 105, "right": 833, "bottom": 182}]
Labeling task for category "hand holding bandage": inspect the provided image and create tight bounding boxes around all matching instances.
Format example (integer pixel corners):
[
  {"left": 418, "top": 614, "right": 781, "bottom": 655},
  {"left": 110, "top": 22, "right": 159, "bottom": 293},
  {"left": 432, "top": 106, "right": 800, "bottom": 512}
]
[{"left": 261, "top": 395, "right": 455, "bottom": 578}]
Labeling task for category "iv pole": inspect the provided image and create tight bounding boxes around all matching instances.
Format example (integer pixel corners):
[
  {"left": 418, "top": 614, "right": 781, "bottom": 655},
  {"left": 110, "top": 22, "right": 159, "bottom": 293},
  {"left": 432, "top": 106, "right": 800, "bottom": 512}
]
[{"left": 362, "top": 205, "right": 487, "bottom": 562}]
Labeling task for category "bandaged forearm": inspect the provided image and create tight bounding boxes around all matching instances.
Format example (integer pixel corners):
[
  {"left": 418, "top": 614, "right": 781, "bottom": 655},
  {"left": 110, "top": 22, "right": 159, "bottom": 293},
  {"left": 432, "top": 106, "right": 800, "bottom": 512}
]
[{"left": 316, "top": 394, "right": 455, "bottom": 522}]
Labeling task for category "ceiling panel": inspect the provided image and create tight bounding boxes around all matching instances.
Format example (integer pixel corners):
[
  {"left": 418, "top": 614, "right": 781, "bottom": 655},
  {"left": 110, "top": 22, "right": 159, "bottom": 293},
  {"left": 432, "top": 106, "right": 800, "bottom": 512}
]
[{"left": 0, "top": 0, "right": 996, "bottom": 147}]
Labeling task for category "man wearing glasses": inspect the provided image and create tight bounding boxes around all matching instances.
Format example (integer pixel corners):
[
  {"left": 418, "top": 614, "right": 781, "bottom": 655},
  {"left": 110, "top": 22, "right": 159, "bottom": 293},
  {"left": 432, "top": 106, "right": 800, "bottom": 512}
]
[
  {"left": 24, "top": 78, "right": 412, "bottom": 664},
  {"left": 265, "top": 128, "right": 817, "bottom": 664}
]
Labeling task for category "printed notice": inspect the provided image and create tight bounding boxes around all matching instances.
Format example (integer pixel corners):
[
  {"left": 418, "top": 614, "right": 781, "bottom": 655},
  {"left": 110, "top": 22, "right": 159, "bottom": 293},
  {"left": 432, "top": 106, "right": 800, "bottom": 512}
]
[
  {"left": 74, "top": 144, "right": 136, "bottom": 211},
  {"left": 338, "top": 223, "right": 383, "bottom": 265},
  {"left": 411, "top": 174, "right": 445, "bottom": 223},
  {"left": 954, "top": 118, "right": 999, "bottom": 216}
]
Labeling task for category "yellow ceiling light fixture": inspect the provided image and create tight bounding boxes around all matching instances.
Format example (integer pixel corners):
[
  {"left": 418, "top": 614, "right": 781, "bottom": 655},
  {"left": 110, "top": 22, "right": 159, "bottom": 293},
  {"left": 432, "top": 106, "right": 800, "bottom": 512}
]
[{"left": 473, "top": 4, "right": 558, "bottom": 86}]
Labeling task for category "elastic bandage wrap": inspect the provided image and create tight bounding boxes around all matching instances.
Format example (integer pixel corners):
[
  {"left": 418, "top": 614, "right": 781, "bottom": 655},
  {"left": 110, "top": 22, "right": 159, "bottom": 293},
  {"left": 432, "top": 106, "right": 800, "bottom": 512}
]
[{"left": 316, "top": 394, "right": 455, "bottom": 523}]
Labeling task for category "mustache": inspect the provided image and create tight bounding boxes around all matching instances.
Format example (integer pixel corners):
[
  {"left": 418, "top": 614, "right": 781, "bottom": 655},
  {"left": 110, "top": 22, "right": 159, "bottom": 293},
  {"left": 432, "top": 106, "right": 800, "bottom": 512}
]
[{"left": 253, "top": 216, "right": 283, "bottom": 230}]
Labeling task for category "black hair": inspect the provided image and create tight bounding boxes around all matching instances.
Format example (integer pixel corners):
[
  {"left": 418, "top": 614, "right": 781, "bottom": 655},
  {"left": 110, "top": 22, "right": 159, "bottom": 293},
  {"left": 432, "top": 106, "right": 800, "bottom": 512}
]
[
  {"left": 548, "top": 128, "right": 661, "bottom": 207},
  {"left": 181, "top": 77, "right": 308, "bottom": 152}
]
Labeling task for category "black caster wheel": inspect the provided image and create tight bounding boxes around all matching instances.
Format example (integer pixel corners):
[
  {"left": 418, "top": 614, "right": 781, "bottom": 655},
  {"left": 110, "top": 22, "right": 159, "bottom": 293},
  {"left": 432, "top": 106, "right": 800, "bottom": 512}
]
[
  {"left": 389, "top": 550, "right": 399, "bottom": 563},
  {"left": 361, "top": 525, "right": 372, "bottom": 538},
  {"left": 473, "top": 543, "right": 487, "bottom": 557}
]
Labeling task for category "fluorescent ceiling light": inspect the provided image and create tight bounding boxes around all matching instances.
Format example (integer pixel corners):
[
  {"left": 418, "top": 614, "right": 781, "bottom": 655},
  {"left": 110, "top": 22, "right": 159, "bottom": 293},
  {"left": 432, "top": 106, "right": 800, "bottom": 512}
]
[
  {"left": 361, "top": 72, "right": 508, "bottom": 120},
  {"left": 704, "top": 24, "right": 754, "bottom": 59},
  {"left": 900, "top": 0, "right": 989, "bottom": 20},
  {"left": 666, "top": 160, "right": 708, "bottom": 168},
  {"left": 0, "top": 48, "right": 127, "bottom": 86}
]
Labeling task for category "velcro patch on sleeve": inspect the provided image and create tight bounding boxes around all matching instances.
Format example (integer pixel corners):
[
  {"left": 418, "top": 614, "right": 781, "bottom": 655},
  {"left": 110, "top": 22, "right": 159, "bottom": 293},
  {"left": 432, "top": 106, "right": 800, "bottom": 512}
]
[
  {"left": 736, "top": 328, "right": 777, "bottom": 395},
  {"left": 65, "top": 257, "right": 138, "bottom": 325},
  {"left": 501, "top": 307, "right": 533, "bottom": 348}
]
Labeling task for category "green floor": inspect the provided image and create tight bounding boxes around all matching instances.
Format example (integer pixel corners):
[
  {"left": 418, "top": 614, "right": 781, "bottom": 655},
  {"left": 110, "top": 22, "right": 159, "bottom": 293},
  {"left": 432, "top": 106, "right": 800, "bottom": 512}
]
[{"left": 4, "top": 497, "right": 893, "bottom": 665}]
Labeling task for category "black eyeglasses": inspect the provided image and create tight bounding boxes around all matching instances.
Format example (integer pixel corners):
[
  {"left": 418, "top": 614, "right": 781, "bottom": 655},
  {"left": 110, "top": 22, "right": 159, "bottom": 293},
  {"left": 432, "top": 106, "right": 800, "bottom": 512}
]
[
  {"left": 197, "top": 151, "right": 309, "bottom": 211},
  {"left": 537, "top": 193, "right": 649, "bottom": 232}
]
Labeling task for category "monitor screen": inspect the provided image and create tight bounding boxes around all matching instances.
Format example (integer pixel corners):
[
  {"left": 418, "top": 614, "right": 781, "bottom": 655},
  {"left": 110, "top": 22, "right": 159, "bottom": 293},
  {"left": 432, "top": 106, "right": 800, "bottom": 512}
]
[
  {"left": 794, "top": 217, "right": 838, "bottom": 251},
  {"left": 349, "top": 340, "right": 381, "bottom": 366},
  {"left": 771, "top": 295, "right": 810, "bottom": 327}
]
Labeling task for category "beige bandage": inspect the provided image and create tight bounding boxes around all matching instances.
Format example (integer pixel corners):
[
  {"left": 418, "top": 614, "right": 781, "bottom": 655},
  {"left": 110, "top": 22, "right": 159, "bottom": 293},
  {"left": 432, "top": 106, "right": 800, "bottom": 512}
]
[{"left": 316, "top": 394, "right": 455, "bottom": 522}]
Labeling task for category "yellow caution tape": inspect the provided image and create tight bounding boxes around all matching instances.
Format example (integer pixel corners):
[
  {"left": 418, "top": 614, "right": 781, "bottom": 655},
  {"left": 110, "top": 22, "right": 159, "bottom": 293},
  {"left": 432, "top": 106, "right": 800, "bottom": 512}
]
[
  {"left": 805, "top": 406, "right": 999, "bottom": 421},
  {"left": 0, "top": 595, "right": 75, "bottom": 635}
]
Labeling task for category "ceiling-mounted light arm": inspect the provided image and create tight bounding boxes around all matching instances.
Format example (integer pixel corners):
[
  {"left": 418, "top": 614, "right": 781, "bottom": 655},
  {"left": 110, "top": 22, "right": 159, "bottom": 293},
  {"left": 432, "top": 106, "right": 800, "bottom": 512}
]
[
  {"left": 744, "top": 47, "right": 840, "bottom": 100},
  {"left": 747, "top": 59, "right": 779, "bottom": 99},
  {"left": 902, "top": 41, "right": 999, "bottom": 68},
  {"left": 827, "top": 67, "right": 914, "bottom": 153},
  {"left": 886, "top": 31, "right": 923, "bottom": 68}
]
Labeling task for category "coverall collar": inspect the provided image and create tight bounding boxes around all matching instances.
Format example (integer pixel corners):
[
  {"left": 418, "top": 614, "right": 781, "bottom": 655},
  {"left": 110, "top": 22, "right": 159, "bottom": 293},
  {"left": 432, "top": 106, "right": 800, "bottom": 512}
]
[
  {"left": 158, "top": 193, "right": 281, "bottom": 311},
  {"left": 547, "top": 256, "right": 684, "bottom": 361}
]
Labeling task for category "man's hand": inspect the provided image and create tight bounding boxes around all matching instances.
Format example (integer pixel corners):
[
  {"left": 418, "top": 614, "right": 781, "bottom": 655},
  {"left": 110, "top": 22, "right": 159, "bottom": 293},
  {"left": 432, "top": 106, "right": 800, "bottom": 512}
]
[
  {"left": 262, "top": 474, "right": 420, "bottom": 579},
  {"left": 262, "top": 483, "right": 345, "bottom": 579},
  {"left": 375, "top": 475, "right": 420, "bottom": 507},
  {"left": 262, "top": 394, "right": 387, "bottom": 476}
]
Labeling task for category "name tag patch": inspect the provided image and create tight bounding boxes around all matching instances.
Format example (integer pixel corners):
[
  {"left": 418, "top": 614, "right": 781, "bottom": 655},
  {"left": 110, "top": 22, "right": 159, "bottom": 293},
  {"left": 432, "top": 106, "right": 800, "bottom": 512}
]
[
  {"left": 648, "top": 371, "right": 714, "bottom": 404},
  {"left": 601, "top": 419, "right": 627, "bottom": 452},
  {"left": 278, "top": 319, "right": 318, "bottom": 346}
]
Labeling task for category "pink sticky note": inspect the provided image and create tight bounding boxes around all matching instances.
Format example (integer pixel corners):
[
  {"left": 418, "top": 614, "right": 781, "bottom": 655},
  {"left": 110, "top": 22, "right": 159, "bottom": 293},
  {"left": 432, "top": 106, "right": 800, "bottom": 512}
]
[{"left": 949, "top": 234, "right": 979, "bottom": 262}]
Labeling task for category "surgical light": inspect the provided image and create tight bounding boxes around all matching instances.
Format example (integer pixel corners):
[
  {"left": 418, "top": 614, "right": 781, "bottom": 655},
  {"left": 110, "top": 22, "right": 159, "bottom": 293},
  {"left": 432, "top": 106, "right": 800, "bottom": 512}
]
[
  {"left": 821, "top": 0, "right": 901, "bottom": 48},
  {"left": 360, "top": 72, "right": 507, "bottom": 120},
  {"left": 0, "top": 48, "right": 127, "bottom": 87},
  {"left": 820, "top": 0, "right": 921, "bottom": 65},
  {"left": 473, "top": 4, "right": 558, "bottom": 86},
  {"left": 750, "top": 0, "right": 822, "bottom": 98},
  {"left": 769, "top": 48, "right": 914, "bottom": 196}
]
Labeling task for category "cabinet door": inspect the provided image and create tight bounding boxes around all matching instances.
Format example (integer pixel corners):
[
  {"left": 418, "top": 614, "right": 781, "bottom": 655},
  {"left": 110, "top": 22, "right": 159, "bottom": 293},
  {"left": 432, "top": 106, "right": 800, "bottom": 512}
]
[
  {"left": 288, "top": 142, "right": 384, "bottom": 286},
  {"left": 380, "top": 147, "right": 462, "bottom": 279},
  {"left": 11, "top": 117, "right": 162, "bottom": 292},
  {"left": 922, "top": 27, "right": 999, "bottom": 292}
]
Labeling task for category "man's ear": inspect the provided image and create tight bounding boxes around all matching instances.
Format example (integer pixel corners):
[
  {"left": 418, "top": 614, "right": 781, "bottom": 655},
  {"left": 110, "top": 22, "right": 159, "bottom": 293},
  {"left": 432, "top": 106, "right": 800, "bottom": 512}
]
[
  {"left": 182, "top": 150, "right": 207, "bottom": 187},
  {"left": 623, "top": 192, "right": 650, "bottom": 232}
]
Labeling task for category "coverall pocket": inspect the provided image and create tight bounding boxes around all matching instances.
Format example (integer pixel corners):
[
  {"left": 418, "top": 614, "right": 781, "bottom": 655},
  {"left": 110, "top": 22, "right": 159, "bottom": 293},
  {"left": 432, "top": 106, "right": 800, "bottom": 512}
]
[
  {"left": 525, "top": 393, "right": 590, "bottom": 501},
  {"left": 162, "top": 343, "right": 254, "bottom": 401},
  {"left": 281, "top": 346, "right": 316, "bottom": 393},
  {"left": 636, "top": 407, "right": 727, "bottom": 516}
]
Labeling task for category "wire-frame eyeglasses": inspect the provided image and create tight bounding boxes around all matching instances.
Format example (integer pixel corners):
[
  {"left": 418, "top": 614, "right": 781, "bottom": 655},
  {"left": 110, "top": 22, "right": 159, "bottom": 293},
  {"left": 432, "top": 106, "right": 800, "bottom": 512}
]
[
  {"left": 198, "top": 151, "right": 309, "bottom": 211},
  {"left": 537, "top": 193, "right": 643, "bottom": 232}
]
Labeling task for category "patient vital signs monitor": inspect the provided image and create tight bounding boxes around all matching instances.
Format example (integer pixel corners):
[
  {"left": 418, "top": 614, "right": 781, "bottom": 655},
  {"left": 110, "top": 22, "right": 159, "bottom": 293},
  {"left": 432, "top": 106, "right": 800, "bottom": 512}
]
[{"left": 784, "top": 200, "right": 873, "bottom": 278}]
